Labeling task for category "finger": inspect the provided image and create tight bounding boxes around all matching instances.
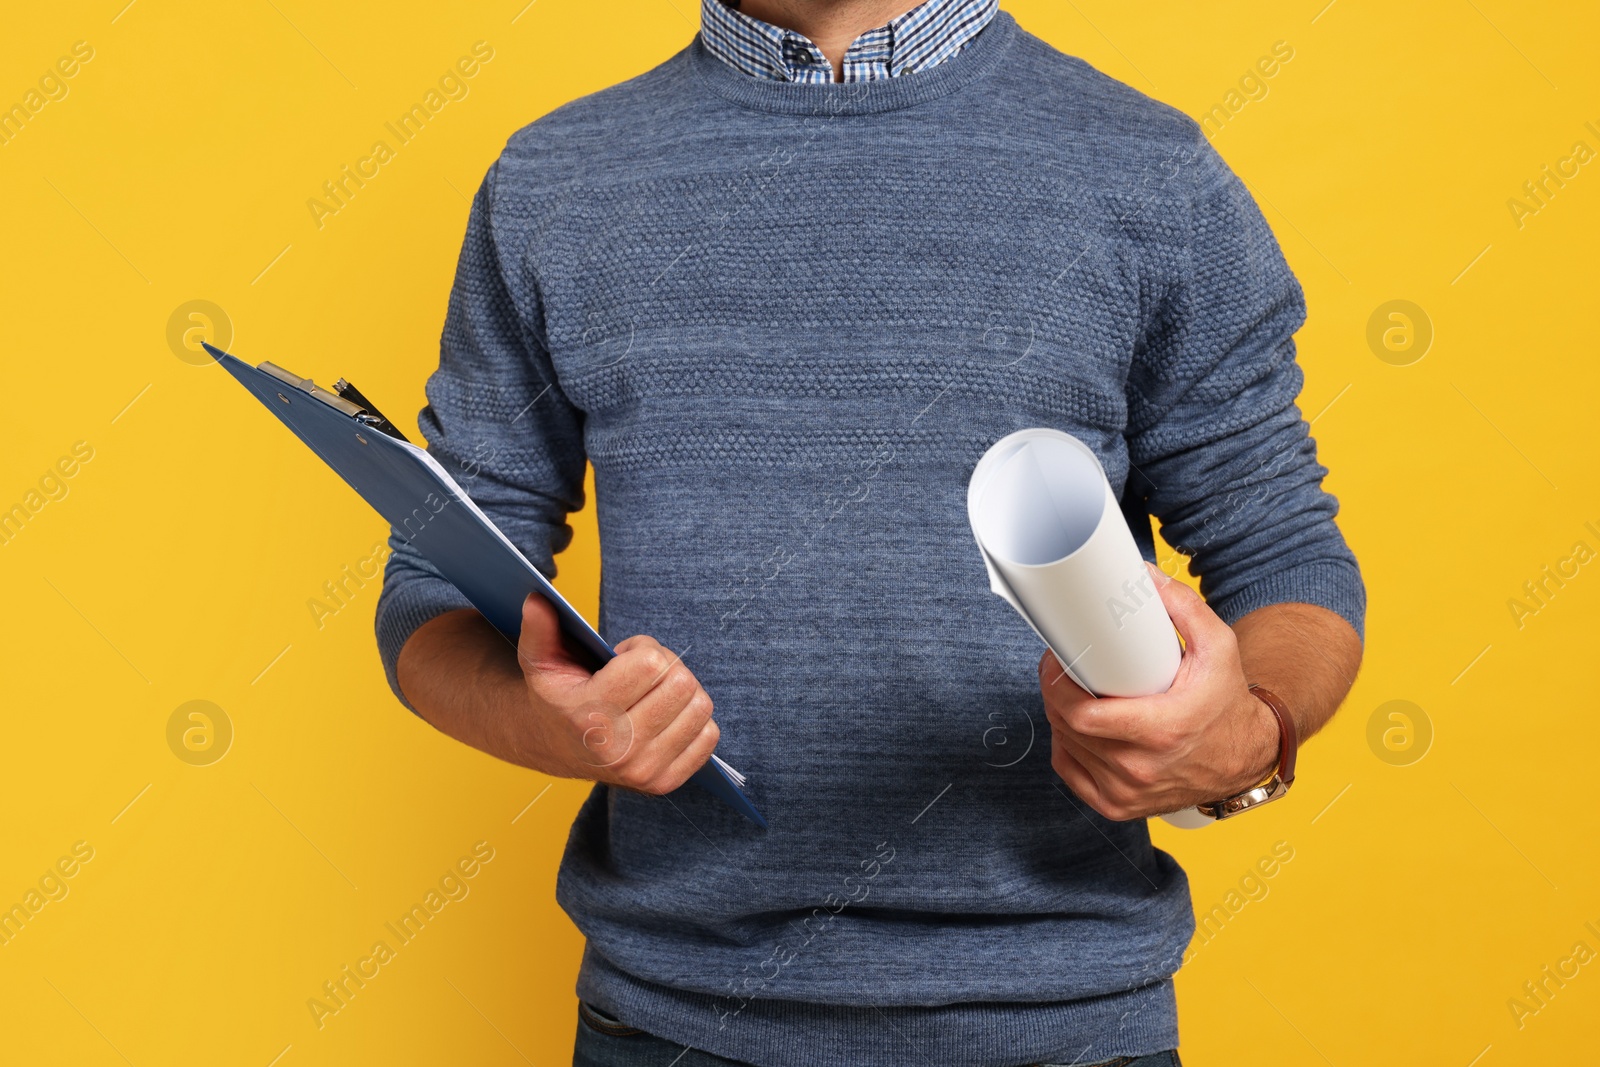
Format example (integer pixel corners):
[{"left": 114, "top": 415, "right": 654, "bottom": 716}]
[
  {"left": 612, "top": 634, "right": 652, "bottom": 655},
  {"left": 623, "top": 664, "right": 707, "bottom": 742},
  {"left": 518, "top": 593, "right": 587, "bottom": 674},
  {"left": 1073, "top": 733, "right": 1168, "bottom": 798},
  {"left": 1055, "top": 719, "right": 1150, "bottom": 775},
  {"left": 1054, "top": 733, "right": 1148, "bottom": 820},
  {"left": 1040, "top": 654, "right": 1165, "bottom": 754},
  {"left": 1053, "top": 723, "right": 1126, "bottom": 781},
  {"left": 651, "top": 718, "right": 722, "bottom": 795},
  {"left": 1038, "top": 648, "right": 1148, "bottom": 745},
  {"left": 591, "top": 637, "right": 685, "bottom": 708},
  {"left": 1044, "top": 673, "right": 1173, "bottom": 746},
  {"left": 1146, "top": 562, "right": 1229, "bottom": 664},
  {"left": 645, "top": 683, "right": 714, "bottom": 753},
  {"left": 1051, "top": 735, "right": 1108, "bottom": 811},
  {"left": 1038, "top": 652, "right": 1098, "bottom": 734},
  {"left": 1038, "top": 648, "right": 1095, "bottom": 698}
]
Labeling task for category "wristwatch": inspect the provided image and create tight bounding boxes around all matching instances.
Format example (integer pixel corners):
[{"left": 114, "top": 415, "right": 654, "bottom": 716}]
[{"left": 1195, "top": 684, "right": 1298, "bottom": 821}]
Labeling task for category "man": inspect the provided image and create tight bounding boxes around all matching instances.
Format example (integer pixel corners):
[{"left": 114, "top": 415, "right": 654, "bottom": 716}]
[{"left": 377, "top": 1, "right": 1365, "bottom": 1064}]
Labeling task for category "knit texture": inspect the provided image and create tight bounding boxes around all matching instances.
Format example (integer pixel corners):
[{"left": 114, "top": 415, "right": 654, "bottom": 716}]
[{"left": 375, "top": 13, "right": 1364, "bottom": 1066}]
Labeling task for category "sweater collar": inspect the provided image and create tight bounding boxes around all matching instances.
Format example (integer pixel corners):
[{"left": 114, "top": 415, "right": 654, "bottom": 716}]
[
  {"left": 691, "top": 8, "right": 1016, "bottom": 115},
  {"left": 700, "top": 0, "right": 999, "bottom": 84}
]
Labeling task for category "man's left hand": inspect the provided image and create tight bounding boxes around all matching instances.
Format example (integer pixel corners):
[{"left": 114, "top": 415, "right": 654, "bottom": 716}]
[{"left": 1041, "top": 563, "right": 1281, "bottom": 820}]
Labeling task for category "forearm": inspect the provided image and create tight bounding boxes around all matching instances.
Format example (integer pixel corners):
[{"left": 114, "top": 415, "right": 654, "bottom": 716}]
[
  {"left": 1232, "top": 600, "right": 1363, "bottom": 770},
  {"left": 396, "top": 608, "right": 546, "bottom": 772}
]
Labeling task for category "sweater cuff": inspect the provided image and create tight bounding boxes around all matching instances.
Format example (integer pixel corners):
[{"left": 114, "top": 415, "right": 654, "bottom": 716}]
[
  {"left": 1205, "top": 559, "right": 1366, "bottom": 641},
  {"left": 374, "top": 575, "right": 476, "bottom": 713}
]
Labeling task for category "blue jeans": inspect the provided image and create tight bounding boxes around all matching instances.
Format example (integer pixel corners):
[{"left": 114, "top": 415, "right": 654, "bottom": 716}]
[{"left": 574, "top": 1002, "right": 1182, "bottom": 1067}]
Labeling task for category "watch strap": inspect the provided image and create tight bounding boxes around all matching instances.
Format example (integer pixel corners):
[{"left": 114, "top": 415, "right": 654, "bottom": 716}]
[{"left": 1248, "top": 683, "right": 1297, "bottom": 786}]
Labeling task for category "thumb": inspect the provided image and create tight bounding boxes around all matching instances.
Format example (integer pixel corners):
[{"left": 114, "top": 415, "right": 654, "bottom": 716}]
[
  {"left": 1144, "top": 561, "right": 1219, "bottom": 658},
  {"left": 518, "top": 592, "right": 584, "bottom": 677}
]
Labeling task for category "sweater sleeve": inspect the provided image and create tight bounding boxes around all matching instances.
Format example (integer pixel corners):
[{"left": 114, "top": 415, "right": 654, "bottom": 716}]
[
  {"left": 373, "top": 160, "right": 589, "bottom": 710},
  {"left": 1123, "top": 135, "right": 1365, "bottom": 639}
]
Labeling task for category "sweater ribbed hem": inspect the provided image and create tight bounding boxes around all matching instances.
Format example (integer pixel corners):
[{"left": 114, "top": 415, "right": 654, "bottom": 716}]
[
  {"left": 576, "top": 945, "right": 1179, "bottom": 1067},
  {"left": 690, "top": 10, "right": 1018, "bottom": 115},
  {"left": 1207, "top": 557, "right": 1367, "bottom": 641}
]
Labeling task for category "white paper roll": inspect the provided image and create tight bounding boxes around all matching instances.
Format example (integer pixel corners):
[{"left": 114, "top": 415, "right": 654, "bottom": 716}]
[{"left": 967, "top": 428, "right": 1209, "bottom": 829}]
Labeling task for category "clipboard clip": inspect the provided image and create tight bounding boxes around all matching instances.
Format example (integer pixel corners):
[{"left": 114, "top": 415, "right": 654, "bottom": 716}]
[{"left": 255, "top": 361, "right": 410, "bottom": 443}]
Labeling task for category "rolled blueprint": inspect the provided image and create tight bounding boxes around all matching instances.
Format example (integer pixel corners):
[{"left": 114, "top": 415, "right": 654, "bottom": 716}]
[{"left": 967, "top": 428, "right": 1210, "bottom": 829}]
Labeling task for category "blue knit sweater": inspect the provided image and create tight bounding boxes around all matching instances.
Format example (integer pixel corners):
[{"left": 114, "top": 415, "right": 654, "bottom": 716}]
[{"left": 375, "top": 12, "right": 1364, "bottom": 1065}]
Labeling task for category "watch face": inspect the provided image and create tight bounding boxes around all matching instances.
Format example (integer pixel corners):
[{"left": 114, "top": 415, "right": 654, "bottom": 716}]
[{"left": 1202, "top": 777, "right": 1288, "bottom": 820}]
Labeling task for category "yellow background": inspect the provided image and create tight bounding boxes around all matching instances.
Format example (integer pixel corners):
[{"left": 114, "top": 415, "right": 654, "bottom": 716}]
[{"left": 2, "top": 1, "right": 1596, "bottom": 1063}]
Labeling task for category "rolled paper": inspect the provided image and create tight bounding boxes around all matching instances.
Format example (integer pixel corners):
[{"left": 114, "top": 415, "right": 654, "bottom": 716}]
[{"left": 968, "top": 428, "right": 1209, "bottom": 829}]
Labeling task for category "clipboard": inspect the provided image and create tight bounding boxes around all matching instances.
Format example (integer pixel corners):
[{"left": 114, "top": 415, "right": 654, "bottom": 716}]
[{"left": 204, "top": 342, "right": 766, "bottom": 828}]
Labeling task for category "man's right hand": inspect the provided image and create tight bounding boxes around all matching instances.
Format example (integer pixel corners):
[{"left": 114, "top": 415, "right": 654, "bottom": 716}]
[
  {"left": 514, "top": 593, "right": 721, "bottom": 794},
  {"left": 395, "top": 594, "right": 720, "bottom": 796}
]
